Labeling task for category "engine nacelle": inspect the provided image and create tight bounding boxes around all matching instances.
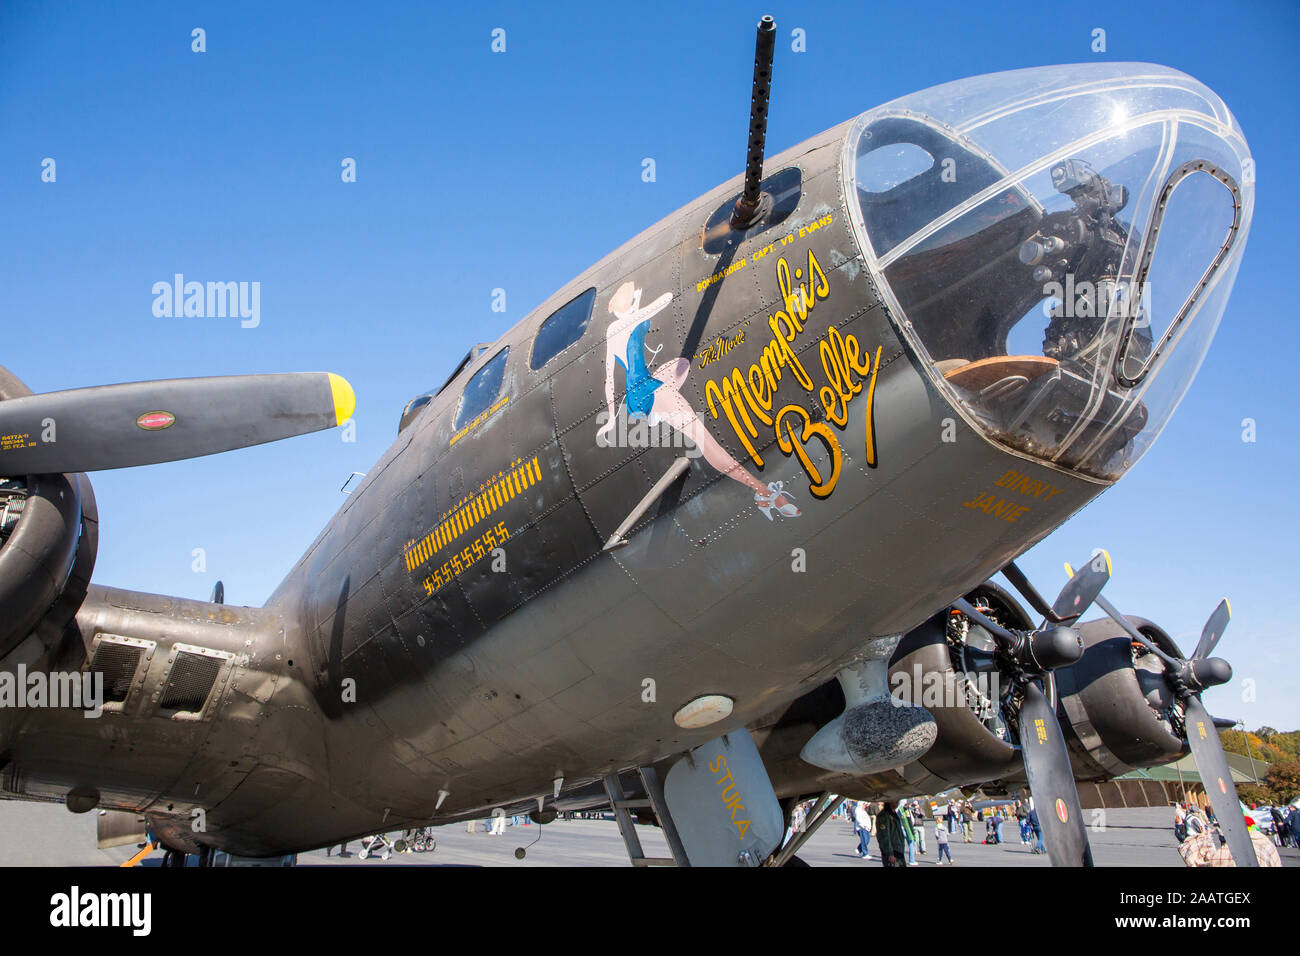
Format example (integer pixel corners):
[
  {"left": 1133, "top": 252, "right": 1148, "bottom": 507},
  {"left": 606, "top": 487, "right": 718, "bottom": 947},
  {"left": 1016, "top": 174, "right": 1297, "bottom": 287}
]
[
  {"left": 890, "top": 587, "right": 1186, "bottom": 790},
  {"left": 889, "top": 582, "right": 1027, "bottom": 788},
  {"left": 0, "top": 366, "right": 98, "bottom": 659},
  {"left": 1054, "top": 616, "right": 1187, "bottom": 776},
  {"left": 755, "top": 584, "right": 1197, "bottom": 801}
]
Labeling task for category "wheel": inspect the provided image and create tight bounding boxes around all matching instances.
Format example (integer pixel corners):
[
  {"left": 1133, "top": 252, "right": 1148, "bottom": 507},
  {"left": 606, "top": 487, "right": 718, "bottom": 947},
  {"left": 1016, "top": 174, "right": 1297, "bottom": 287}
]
[
  {"left": 381, "top": 849, "right": 391, "bottom": 861},
  {"left": 358, "top": 847, "right": 368, "bottom": 860}
]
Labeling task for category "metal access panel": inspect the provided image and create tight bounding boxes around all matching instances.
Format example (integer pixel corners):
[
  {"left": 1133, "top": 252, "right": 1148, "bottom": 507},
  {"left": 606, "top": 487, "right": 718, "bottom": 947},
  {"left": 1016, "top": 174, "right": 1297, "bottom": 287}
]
[
  {"left": 85, "top": 634, "right": 156, "bottom": 714},
  {"left": 662, "top": 729, "right": 784, "bottom": 867},
  {"left": 152, "top": 643, "right": 234, "bottom": 721}
]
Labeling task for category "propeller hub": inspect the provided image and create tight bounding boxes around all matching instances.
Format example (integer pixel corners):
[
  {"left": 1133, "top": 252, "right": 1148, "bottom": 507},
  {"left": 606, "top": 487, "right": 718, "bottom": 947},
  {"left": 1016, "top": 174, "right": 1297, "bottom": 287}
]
[
  {"left": 1189, "top": 656, "right": 1232, "bottom": 690},
  {"left": 1027, "top": 625, "right": 1084, "bottom": 671}
]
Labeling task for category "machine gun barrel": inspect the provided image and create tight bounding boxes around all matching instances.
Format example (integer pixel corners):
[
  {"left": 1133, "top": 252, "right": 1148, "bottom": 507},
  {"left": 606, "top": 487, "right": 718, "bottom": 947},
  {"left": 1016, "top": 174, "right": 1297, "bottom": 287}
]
[{"left": 731, "top": 15, "right": 777, "bottom": 228}]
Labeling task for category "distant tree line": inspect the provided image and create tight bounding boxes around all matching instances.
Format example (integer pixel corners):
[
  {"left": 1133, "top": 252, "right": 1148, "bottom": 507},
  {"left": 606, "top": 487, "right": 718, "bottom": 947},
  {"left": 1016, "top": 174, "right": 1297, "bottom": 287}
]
[{"left": 1219, "top": 727, "right": 1300, "bottom": 805}]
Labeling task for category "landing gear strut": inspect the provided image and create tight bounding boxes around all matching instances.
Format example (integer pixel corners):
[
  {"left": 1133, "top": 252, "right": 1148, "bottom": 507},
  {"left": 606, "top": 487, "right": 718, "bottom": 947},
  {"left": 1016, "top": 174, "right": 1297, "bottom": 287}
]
[{"left": 767, "top": 792, "right": 844, "bottom": 867}]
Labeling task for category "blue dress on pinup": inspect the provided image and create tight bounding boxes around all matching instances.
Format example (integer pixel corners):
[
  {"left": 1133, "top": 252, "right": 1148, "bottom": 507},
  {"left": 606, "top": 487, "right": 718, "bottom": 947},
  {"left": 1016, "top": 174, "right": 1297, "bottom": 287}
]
[{"left": 618, "top": 318, "right": 662, "bottom": 418}]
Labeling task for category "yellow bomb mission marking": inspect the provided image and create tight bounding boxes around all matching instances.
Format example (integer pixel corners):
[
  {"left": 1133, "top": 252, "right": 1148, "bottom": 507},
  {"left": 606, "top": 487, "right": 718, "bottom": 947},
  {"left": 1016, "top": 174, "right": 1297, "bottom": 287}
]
[
  {"left": 704, "top": 248, "right": 883, "bottom": 500},
  {"left": 709, "top": 753, "right": 752, "bottom": 841},
  {"left": 403, "top": 455, "right": 541, "bottom": 575}
]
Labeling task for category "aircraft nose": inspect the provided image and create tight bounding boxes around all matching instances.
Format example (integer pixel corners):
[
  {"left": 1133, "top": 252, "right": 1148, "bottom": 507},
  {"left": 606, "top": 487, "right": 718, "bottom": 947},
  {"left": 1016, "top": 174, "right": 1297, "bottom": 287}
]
[{"left": 843, "top": 63, "right": 1253, "bottom": 482}]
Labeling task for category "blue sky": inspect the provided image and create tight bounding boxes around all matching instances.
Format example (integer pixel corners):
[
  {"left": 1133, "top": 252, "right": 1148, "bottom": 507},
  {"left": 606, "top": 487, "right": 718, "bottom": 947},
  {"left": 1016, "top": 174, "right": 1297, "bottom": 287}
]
[{"left": 2, "top": 1, "right": 1297, "bottom": 728}]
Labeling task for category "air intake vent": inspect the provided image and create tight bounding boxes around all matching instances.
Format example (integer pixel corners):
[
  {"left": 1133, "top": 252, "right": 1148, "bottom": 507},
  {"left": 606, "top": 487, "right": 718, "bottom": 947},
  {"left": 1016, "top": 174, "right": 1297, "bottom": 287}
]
[
  {"left": 159, "top": 651, "right": 223, "bottom": 713},
  {"left": 90, "top": 638, "right": 147, "bottom": 704}
]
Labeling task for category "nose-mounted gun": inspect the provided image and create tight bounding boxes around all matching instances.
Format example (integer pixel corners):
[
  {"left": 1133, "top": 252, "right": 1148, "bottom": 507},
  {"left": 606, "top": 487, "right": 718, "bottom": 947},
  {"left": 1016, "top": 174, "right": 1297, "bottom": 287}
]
[{"left": 1019, "top": 159, "right": 1143, "bottom": 365}]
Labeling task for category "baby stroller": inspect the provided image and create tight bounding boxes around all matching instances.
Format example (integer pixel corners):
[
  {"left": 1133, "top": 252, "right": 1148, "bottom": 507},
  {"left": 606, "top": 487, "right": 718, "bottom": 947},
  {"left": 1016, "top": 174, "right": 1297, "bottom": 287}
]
[{"left": 357, "top": 833, "right": 394, "bottom": 860}]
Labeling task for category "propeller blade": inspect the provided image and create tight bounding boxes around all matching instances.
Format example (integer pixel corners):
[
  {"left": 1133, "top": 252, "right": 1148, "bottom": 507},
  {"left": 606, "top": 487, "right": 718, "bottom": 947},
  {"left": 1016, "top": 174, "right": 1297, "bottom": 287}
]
[
  {"left": 1055, "top": 551, "right": 1110, "bottom": 623},
  {"left": 1001, "top": 561, "right": 1060, "bottom": 622},
  {"left": 1192, "top": 599, "right": 1232, "bottom": 661},
  {"left": 0, "top": 373, "right": 354, "bottom": 474},
  {"left": 1086, "top": 589, "right": 1185, "bottom": 670},
  {"left": 1018, "top": 679, "right": 1093, "bottom": 867},
  {"left": 1182, "top": 694, "right": 1258, "bottom": 867}
]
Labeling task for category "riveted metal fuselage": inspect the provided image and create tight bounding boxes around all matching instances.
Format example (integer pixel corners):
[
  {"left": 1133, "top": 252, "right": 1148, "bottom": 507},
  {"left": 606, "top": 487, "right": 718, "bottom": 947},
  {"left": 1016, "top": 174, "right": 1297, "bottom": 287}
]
[
  {"left": 5, "top": 120, "right": 1110, "bottom": 855},
  {"left": 251, "top": 122, "right": 1106, "bottom": 850}
]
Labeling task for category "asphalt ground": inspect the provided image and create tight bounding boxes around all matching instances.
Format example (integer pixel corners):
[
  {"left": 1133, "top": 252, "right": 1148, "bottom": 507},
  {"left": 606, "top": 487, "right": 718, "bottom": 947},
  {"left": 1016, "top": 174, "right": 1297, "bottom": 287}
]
[{"left": 1, "top": 800, "right": 1296, "bottom": 867}]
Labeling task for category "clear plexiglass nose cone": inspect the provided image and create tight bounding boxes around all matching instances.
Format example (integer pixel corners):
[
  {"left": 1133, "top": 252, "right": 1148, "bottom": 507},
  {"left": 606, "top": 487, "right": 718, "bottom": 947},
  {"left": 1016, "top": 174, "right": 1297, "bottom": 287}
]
[{"left": 843, "top": 63, "right": 1254, "bottom": 480}]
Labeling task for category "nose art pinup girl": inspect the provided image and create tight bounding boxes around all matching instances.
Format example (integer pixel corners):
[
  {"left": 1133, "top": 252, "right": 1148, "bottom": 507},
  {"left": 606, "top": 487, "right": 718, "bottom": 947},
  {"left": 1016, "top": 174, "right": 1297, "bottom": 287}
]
[{"left": 595, "top": 280, "right": 799, "bottom": 520}]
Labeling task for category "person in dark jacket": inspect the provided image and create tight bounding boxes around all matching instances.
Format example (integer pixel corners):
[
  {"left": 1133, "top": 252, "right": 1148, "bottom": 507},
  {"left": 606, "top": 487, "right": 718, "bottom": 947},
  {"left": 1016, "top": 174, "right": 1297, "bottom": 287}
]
[
  {"left": 875, "top": 800, "right": 908, "bottom": 867},
  {"left": 1016, "top": 800, "right": 1030, "bottom": 843},
  {"left": 1270, "top": 806, "right": 1288, "bottom": 847},
  {"left": 1028, "top": 804, "right": 1045, "bottom": 855}
]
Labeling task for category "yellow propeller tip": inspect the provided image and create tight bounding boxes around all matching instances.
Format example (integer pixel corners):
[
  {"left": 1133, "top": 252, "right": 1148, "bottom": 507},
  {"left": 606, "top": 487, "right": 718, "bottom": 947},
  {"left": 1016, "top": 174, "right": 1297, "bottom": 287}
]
[
  {"left": 1063, "top": 562, "right": 1074, "bottom": 578},
  {"left": 328, "top": 373, "right": 356, "bottom": 426},
  {"left": 1224, "top": 598, "right": 1232, "bottom": 617}
]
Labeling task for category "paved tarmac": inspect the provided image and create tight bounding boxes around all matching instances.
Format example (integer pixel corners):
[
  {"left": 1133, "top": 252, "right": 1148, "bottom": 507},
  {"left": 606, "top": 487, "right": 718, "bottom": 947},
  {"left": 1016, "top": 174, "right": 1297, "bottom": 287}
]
[{"left": 1, "top": 799, "right": 1297, "bottom": 867}]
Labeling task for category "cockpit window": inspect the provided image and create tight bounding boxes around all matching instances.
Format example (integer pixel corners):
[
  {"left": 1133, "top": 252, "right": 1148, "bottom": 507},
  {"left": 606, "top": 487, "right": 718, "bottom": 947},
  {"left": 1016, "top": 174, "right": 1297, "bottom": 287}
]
[
  {"left": 843, "top": 64, "right": 1253, "bottom": 481},
  {"left": 399, "top": 393, "right": 432, "bottom": 433},
  {"left": 853, "top": 116, "right": 1004, "bottom": 258},
  {"left": 530, "top": 288, "right": 596, "bottom": 370},
  {"left": 454, "top": 347, "right": 509, "bottom": 430},
  {"left": 857, "top": 142, "right": 934, "bottom": 193}
]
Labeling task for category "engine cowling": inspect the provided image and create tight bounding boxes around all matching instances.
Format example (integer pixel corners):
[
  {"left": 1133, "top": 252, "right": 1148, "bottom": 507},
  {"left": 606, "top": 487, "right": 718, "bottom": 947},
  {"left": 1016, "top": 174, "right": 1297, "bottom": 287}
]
[
  {"left": 889, "top": 582, "right": 1027, "bottom": 787},
  {"left": 753, "top": 583, "right": 1202, "bottom": 801},
  {"left": 1054, "top": 615, "right": 1187, "bottom": 776},
  {"left": 890, "top": 585, "right": 1187, "bottom": 791},
  {"left": 0, "top": 367, "right": 98, "bottom": 658}
]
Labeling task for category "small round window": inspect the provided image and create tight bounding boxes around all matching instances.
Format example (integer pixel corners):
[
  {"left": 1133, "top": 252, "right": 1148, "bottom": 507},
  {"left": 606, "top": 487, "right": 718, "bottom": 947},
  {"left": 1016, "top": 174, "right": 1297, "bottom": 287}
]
[{"left": 857, "top": 143, "right": 934, "bottom": 193}]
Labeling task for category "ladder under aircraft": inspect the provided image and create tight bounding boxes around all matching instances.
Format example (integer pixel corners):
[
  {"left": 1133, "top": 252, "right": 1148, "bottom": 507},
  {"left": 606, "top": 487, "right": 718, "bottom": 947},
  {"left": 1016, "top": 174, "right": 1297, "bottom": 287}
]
[{"left": 602, "top": 768, "right": 691, "bottom": 867}]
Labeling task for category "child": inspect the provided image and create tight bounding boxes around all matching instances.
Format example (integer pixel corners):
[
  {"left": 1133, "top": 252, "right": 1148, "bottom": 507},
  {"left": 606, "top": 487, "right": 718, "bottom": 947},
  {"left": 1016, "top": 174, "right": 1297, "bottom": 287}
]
[{"left": 935, "top": 818, "right": 953, "bottom": 864}]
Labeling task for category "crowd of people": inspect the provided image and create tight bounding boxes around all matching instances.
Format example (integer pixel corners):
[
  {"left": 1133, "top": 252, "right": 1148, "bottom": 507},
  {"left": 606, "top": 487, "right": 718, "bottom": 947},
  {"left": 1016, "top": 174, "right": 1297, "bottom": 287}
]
[
  {"left": 1172, "top": 800, "right": 1214, "bottom": 843},
  {"left": 836, "top": 796, "right": 1046, "bottom": 866},
  {"left": 1173, "top": 798, "right": 1287, "bottom": 867},
  {"left": 1261, "top": 802, "right": 1300, "bottom": 848},
  {"left": 834, "top": 792, "right": 1296, "bottom": 868},
  {"left": 343, "top": 789, "right": 1297, "bottom": 866}
]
